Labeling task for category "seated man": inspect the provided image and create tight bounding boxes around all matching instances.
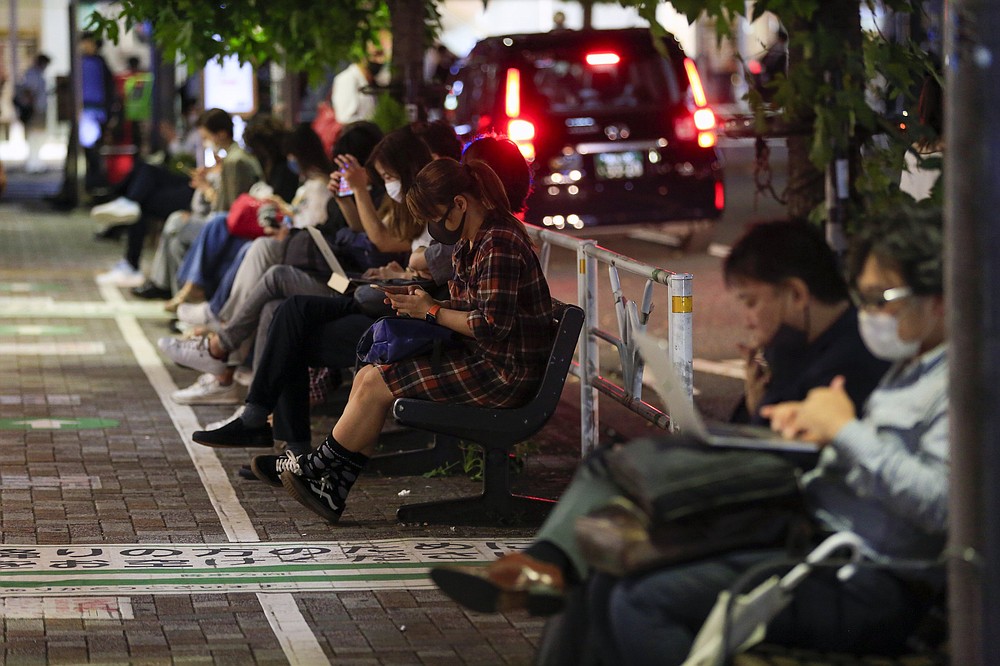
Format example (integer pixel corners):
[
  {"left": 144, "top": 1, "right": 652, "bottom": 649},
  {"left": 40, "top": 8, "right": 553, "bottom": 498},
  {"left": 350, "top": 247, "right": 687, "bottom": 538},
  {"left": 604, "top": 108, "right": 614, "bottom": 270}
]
[
  {"left": 429, "top": 218, "right": 893, "bottom": 619},
  {"left": 601, "top": 207, "right": 948, "bottom": 664}
]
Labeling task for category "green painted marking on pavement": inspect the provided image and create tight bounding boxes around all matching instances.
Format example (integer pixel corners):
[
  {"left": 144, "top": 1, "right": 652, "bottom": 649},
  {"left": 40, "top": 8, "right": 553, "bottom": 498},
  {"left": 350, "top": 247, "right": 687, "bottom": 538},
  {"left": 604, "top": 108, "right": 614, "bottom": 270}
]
[
  {"left": 0, "top": 325, "right": 83, "bottom": 335},
  {"left": 0, "top": 283, "right": 65, "bottom": 293},
  {"left": 0, "top": 417, "right": 120, "bottom": 431}
]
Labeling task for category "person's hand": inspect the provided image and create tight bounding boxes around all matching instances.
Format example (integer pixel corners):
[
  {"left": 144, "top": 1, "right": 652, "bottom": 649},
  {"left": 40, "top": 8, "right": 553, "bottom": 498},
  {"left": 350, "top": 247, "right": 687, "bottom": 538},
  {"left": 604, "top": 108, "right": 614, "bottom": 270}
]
[
  {"left": 384, "top": 287, "right": 435, "bottom": 319},
  {"left": 363, "top": 261, "right": 407, "bottom": 280},
  {"left": 190, "top": 166, "right": 209, "bottom": 189},
  {"left": 333, "top": 154, "right": 370, "bottom": 192},
  {"left": 760, "top": 376, "right": 855, "bottom": 445},
  {"left": 739, "top": 343, "right": 770, "bottom": 416}
]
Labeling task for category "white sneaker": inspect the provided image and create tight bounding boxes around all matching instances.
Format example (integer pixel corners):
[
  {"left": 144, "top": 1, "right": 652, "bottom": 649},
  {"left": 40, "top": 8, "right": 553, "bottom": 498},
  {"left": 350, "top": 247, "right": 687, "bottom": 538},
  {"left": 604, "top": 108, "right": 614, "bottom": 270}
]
[
  {"left": 233, "top": 366, "right": 254, "bottom": 387},
  {"left": 203, "top": 405, "right": 246, "bottom": 430},
  {"left": 177, "top": 302, "right": 219, "bottom": 327},
  {"left": 91, "top": 197, "right": 141, "bottom": 225},
  {"left": 157, "top": 335, "right": 228, "bottom": 375},
  {"left": 96, "top": 260, "right": 146, "bottom": 288},
  {"left": 171, "top": 373, "right": 243, "bottom": 405}
]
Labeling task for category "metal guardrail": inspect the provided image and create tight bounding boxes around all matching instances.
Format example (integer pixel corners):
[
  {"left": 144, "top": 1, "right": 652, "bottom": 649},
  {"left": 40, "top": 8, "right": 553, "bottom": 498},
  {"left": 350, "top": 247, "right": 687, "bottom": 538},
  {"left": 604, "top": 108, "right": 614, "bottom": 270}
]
[{"left": 525, "top": 223, "right": 694, "bottom": 455}]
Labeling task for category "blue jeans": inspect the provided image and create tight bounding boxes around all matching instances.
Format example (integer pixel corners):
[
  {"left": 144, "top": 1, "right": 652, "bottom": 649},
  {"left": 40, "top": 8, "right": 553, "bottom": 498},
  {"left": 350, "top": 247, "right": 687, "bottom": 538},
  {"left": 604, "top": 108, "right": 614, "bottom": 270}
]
[{"left": 176, "top": 213, "right": 250, "bottom": 297}]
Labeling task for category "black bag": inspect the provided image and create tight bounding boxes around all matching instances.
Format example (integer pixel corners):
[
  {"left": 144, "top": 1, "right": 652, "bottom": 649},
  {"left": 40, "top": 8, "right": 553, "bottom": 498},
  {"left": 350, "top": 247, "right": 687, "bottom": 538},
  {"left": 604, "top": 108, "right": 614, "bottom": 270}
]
[
  {"left": 576, "top": 436, "right": 810, "bottom": 576},
  {"left": 356, "top": 316, "right": 463, "bottom": 365},
  {"left": 13, "top": 85, "right": 34, "bottom": 124}
]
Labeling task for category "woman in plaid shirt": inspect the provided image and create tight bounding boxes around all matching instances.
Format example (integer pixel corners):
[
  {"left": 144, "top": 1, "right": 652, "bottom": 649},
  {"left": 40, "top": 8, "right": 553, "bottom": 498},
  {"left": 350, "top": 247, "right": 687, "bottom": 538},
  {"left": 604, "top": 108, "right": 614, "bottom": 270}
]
[{"left": 270, "top": 157, "right": 554, "bottom": 523}]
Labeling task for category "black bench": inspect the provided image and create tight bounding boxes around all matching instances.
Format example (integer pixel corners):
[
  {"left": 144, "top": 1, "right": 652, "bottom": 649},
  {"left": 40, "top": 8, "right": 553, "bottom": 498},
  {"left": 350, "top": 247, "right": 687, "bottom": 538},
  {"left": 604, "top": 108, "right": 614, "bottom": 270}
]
[{"left": 391, "top": 303, "right": 585, "bottom": 525}]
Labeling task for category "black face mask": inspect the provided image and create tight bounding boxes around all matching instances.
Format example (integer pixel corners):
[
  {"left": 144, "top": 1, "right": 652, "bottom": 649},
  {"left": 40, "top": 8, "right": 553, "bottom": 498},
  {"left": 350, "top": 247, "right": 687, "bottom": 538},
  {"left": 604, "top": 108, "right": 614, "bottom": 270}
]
[
  {"left": 428, "top": 208, "right": 466, "bottom": 245},
  {"left": 368, "top": 61, "right": 384, "bottom": 78}
]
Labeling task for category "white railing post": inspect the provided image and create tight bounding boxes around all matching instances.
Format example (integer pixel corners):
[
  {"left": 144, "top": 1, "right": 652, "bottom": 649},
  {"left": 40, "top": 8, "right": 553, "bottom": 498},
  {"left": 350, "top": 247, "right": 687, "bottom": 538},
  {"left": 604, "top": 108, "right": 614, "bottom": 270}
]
[
  {"left": 669, "top": 273, "right": 694, "bottom": 410},
  {"left": 578, "top": 240, "right": 600, "bottom": 454}
]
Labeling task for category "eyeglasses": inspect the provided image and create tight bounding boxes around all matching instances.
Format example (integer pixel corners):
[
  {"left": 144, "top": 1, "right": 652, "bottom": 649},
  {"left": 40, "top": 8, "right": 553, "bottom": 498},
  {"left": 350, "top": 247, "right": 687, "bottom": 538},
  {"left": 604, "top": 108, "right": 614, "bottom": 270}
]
[{"left": 850, "top": 286, "right": 913, "bottom": 310}]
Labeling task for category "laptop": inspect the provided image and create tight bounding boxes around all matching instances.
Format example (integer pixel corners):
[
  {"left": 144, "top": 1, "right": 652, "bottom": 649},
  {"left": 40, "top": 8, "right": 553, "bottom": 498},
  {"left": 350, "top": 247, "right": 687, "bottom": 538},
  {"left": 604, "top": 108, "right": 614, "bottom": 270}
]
[
  {"left": 306, "top": 226, "right": 352, "bottom": 293},
  {"left": 306, "top": 227, "right": 437, "bottom": 295},
  {"left": 633, "top": 331, "right": 819, "bottom": 454}
]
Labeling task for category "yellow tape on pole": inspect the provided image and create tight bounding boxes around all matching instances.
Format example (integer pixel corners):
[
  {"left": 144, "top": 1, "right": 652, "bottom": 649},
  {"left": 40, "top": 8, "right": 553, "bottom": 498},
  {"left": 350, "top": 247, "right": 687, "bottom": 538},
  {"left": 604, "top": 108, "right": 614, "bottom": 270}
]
[{"left": 672, "top": 295, "right": 693, "bottom": 313}]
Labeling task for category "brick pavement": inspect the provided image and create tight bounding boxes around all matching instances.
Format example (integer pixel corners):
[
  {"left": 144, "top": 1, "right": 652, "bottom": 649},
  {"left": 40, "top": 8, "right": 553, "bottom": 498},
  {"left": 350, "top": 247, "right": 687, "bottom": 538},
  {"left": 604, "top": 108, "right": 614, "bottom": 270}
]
[{"left": 0, "top": 203, "right": 624, "bottom": 665}]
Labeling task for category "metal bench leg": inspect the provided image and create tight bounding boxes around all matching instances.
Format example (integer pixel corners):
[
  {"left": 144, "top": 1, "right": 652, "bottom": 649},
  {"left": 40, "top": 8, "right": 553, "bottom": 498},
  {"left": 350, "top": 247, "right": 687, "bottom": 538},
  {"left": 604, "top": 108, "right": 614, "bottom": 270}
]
[
  {"left": 367, "top": 434, "right": 464, "bottom": 477},
  {"left": 396, "top": 445, "right": 556, "bottom": 525}
]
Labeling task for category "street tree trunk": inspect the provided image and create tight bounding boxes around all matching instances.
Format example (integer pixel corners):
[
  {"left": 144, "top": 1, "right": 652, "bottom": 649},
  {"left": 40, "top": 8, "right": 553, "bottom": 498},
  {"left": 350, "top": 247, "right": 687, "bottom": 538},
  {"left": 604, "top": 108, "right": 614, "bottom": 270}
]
[
  {"left": 387, "top": 0, "right": 427, "bottom": 119},
  {"left": 782, "top": 4, "right": 862, "bottom": 222}
]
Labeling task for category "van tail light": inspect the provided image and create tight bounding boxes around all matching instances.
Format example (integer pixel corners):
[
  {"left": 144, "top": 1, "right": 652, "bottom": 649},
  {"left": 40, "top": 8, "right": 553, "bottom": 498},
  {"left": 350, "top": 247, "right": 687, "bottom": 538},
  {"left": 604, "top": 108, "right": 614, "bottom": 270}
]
[
  {"left": 504, "top": 67, "right": 535, "bottom": 161},
  {"left": 507, "top": 119, "right": 536, "bottom": 162},
  {"left": 586, "top": 52, "right": 620, "bottom": 66},
  {"left": 682, "top": 57, "right": 717, "bottom": 148},
  {"left": 714, "top": 181, "right": 725, "bottom": 211}
]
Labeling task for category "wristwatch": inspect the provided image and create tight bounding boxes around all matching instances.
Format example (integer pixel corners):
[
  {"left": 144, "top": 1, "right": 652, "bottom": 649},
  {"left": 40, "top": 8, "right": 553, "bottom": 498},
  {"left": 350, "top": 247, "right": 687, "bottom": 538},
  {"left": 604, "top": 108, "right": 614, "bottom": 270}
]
[{"left": 425, "top": 304, "right": 442, "bottom": 324}]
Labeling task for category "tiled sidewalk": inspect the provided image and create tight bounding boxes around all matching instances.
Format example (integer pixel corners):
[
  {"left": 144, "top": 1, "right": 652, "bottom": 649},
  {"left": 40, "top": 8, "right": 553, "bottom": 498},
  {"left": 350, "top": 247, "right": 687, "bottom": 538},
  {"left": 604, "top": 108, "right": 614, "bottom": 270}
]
[{"left": 0, "top": 203, "right": 592, "bottom": 665}]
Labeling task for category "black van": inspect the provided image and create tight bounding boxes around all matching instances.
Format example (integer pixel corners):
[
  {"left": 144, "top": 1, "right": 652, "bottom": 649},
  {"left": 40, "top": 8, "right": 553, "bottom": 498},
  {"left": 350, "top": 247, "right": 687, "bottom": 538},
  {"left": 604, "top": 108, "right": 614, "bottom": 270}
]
[{"left": 445, "top": 28, "right": 724, "bottom": 230}]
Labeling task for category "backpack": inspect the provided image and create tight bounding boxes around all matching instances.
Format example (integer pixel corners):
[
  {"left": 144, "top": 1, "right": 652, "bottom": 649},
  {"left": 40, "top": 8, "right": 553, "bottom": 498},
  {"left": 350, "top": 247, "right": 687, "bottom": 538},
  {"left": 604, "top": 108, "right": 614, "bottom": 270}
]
[{"left": 575, "top": 436, "right": 811, "bottom": 577}]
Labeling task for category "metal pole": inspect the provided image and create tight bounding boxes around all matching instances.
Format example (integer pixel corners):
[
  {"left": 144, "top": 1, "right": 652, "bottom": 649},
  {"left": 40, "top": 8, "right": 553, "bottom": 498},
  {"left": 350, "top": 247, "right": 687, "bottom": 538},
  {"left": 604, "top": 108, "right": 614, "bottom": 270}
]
[
  {"left": 9, "top": 1, "right": 18, "bottom": 98},
  {"left": 669, "top": 273, "right": 694, "bottom": 404},
  {"left": 578, "top": 241, "right": 599, "bottom": 454},
  {"left": 945, "top": 1, "right": 1000, "bottom": 662}
]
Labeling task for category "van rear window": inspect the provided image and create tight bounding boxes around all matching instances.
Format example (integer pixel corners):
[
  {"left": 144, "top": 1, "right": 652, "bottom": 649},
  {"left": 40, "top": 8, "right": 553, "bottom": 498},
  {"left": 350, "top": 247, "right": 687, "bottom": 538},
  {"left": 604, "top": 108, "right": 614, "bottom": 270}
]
[{"left": 524, "top": 50, "right": 672, "bottom": 113}]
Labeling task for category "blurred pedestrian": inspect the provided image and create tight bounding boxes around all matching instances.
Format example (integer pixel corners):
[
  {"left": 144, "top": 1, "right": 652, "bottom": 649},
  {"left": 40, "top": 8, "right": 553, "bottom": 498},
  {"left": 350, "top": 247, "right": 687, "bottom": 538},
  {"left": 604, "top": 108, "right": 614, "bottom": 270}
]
[
  {"left": 15, "top": 53, "right": 51, "bottom": 173},
  {"left": 80, "top": 32, "right": 117, "bottom": 193}
]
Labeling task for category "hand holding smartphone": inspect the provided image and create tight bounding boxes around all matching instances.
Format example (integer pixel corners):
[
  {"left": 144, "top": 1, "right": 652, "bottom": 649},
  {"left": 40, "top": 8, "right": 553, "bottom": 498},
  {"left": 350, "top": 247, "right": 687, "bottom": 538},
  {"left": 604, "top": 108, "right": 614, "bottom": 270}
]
[{"left": 337, "top": 170, "right": 354, "bottom": 198}]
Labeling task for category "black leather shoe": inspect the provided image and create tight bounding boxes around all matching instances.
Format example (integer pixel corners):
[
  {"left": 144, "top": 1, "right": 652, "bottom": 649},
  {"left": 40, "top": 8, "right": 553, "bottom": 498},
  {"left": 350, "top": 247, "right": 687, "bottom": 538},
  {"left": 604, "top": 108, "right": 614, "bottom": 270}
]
[
  {"left": 131, "top": 281, "right": 172, "bottom": 300},
  {"left": 192, "top": 419, "right": 274, "bottom": 448}
]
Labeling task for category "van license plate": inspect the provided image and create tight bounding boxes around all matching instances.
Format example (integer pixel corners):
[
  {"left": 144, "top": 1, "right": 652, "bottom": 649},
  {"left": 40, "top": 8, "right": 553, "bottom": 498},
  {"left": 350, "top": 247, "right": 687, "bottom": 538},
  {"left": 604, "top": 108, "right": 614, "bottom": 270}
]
[{"left": 595, "top": 151, "right": 644, "bottom": 180}]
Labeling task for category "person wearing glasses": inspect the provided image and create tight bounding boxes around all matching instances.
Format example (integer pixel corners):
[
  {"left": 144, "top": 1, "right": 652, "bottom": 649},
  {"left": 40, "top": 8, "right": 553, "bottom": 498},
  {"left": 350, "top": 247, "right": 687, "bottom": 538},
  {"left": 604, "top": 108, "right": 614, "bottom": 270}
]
[{"left": 601, "top": 206, "right": 947, "bottom": 665}]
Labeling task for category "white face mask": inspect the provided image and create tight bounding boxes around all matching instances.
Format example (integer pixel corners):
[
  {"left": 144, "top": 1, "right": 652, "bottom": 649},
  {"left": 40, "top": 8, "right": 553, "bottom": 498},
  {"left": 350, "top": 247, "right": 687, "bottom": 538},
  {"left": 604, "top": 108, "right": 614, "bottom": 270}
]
[
  {"left": 384, "top": 179, "right": 403, "bottom": 203},
  {"left": 858, "top": 310, "right": 921, "bottom": 361}
]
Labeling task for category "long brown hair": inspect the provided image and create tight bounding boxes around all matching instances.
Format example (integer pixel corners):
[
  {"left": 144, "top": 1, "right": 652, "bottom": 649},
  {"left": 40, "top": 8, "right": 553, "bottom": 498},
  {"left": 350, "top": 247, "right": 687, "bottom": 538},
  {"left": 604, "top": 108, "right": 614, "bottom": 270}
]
[
  {"left": 405, "top": 158, "right": 530, "bottom": 243},
  {"left": 365, "top": 125, "right": 433, "bottom": 242}
]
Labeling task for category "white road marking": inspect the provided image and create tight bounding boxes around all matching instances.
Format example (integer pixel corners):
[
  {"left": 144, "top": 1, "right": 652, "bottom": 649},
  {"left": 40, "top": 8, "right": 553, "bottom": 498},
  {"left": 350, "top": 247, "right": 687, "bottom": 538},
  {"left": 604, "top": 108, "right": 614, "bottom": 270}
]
[
  {"left": 0, "top": 342, "right": 106, "bottom": 355},
  {"left": 97, "top": 283, "right": 328, "bottom": 666},
  {"left": 0, "top": 597, "right": 134, "bottom": 619}
]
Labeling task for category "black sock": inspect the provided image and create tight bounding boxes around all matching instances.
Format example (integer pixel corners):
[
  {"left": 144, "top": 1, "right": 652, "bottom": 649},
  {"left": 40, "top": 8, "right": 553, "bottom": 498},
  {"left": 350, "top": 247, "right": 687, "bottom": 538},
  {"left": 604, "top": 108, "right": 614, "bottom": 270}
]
[
  {"left": 524, "top": 540, "right": 576, "bottom": 583},
  {"left": 302, "top": 434, "right": 369, "bottom": 511},
  {"left": 240, "top": 403, "right": 269, "bottom": 429}
]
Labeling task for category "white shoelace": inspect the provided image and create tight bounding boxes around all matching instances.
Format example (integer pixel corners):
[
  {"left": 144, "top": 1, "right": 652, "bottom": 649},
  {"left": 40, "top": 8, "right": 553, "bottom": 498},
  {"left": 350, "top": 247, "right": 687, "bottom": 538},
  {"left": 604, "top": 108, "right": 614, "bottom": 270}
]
[{"left": 275, "top": 451, "right": 302, "bottom": 475}]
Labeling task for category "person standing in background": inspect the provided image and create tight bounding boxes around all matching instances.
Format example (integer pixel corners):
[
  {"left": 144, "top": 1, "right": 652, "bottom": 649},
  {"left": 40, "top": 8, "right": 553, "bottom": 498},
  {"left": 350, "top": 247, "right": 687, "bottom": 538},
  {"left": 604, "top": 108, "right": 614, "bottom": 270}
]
[
  {"left": 16, "top": 53, "right": 51, "bottom": 173},
  {"left": 331, "top": 41, "right": 389, "bottom": 125},
  {"left": 80, "top": 32, "right": 117, "bottom": 194}
]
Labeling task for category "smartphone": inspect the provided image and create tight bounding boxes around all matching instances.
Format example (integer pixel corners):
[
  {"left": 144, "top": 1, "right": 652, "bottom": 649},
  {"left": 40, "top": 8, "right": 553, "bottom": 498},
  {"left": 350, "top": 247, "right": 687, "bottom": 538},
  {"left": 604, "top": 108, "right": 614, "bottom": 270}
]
[
  {"left": 370, "top": 284, "right": 411, "bottom": 295},
  {"left": 337, "top": 170, "right": 353, "bottom": 197}
]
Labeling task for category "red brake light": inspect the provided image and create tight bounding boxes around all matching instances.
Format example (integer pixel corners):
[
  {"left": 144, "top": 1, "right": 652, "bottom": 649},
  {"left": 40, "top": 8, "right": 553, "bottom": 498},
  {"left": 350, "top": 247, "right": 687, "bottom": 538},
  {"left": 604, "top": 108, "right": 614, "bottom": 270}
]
[
  {"left": 714, "top": 181, "right": 725, "bottom": 210},
  {"left": 505, "top": 68, "right": 521, "bottom": 118},
  {"left": 693, "top": 108, "right": 716, "bottom": 131},
  {"left": 507, "top": 119, "right": 536, "bottom": 162},
  {"left": 585, "top": 52, "right": 620, "bottom": 66},
  {"left": 507, "top": 119, "right": 535, "bottom": 142}
]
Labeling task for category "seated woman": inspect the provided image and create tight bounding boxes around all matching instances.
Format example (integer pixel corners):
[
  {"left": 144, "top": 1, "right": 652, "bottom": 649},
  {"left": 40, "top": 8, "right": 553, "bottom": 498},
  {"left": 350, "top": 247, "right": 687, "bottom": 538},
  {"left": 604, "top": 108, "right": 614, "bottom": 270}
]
[
  {"left": 157, "top": 124, "right": 437, "bottom": 406},
  {"left": 425, "top": 217, "right": 895, "bottom": 618},
  {"left": 179, "top": 136, "right": 530, "bottom": 466},
  {"left": 228, "top": 158, "right": 553, "bottom": 521}
]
